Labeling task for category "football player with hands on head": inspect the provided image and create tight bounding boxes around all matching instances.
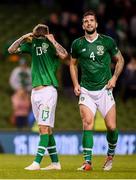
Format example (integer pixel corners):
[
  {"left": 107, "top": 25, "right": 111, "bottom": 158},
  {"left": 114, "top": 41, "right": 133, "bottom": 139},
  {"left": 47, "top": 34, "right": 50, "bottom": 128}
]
[
  {"left": 70, "top": 10, "right": 124, "bottom": 171},
  {"left": 8, "top": 24, "right": 68, "bottom": 171}
]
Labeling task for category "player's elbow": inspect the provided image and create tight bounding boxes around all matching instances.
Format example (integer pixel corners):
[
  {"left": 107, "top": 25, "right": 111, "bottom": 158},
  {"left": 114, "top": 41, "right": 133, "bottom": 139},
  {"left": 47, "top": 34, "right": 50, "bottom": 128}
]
[
  {"left": 60, "top": 53, "right": 69, "bottom": 63},
  {"left": 8, "top": 47, "right": 14, "bottom": 54},
  {"left": 61, "top": 52, "right": 69, "bottom": 60}
]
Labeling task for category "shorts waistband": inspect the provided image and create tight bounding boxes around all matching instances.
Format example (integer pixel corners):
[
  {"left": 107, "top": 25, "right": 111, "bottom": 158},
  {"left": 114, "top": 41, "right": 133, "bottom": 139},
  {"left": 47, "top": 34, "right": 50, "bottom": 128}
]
[{"left": 33, "top": 85, "right": 47, "bottom": 91}]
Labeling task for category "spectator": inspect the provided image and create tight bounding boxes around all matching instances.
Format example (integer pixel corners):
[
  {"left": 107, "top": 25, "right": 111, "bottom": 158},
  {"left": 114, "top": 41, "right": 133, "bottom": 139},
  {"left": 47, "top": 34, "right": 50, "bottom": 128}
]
[
  {"left": 9, "top": 58, "right": 32, "bottom": 92},
  {"left": 130, "top": 14, "right": 136, "bottom": 47},
  {"left": 121, "top": 54, "right": 136, "bottom": 102},
  {"left": 105, "top": 19, "right": 117, "bottom": 40},
  {"left": 116, "top": 17, "right": 128, "bottom": 50},
  {"left": 46, "top": 13, "right": 62, "bottom": 42},
  {"left": 11, "top": 89, "right": 31, "bottom": 129}
]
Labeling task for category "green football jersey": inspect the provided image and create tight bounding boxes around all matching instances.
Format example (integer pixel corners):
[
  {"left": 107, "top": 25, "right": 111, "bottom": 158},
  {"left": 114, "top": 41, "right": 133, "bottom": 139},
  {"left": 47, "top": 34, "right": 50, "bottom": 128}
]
[
  {"left": 19, "top": 38, "right": 60, "bottom": 88},
  {"left": 71, "top": 34, "right": 119, "bottom": 91}
]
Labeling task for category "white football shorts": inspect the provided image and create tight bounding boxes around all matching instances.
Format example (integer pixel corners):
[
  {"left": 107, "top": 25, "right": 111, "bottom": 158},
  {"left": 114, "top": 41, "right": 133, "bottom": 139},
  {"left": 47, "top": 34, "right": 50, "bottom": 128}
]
[
  {"left": 31, "top": 86, "right": 57, "bottom": 127},
  {"left": 79, "top": 86, "right": 115, "bottom": 118}
]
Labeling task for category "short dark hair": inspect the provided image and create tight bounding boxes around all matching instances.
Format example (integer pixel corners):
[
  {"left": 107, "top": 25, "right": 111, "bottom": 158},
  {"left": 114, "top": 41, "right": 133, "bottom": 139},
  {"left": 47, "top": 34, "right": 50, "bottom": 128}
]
[
  {"left": 83, "top": 10, "right": 97, "bottom": 21},
  {"left": 33, "top": 24, "right": 49, "bottom": 37}
]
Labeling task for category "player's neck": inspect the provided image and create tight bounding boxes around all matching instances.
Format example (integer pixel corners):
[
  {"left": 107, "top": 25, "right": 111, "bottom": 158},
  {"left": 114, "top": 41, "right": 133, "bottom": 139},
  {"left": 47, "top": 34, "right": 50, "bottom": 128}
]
[{"left": 85, "top": 31, "right": 98, "bottom": 42}]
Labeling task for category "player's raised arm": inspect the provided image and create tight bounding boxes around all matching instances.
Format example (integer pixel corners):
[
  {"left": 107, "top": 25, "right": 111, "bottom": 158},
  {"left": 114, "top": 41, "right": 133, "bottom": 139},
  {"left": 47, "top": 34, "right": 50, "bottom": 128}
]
[
  {"left": 8, "top": 33, "right": 33, "bottom": 54},
  {"left": 70, "top": 57, "right": 81, "bottom": 96},
  {"left": 45, "top": 34, "right": 68, "bottom": 60},
  {"left": 107, "top": 51, "right": 124, "bottom": 89}
]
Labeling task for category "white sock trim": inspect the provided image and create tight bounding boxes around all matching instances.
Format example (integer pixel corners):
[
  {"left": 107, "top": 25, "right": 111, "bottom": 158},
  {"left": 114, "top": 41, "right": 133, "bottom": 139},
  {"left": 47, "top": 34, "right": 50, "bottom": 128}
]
[
  {"left": 83, "top": 154, "right": 91, "bottom": 157},
  {"left": 38, "top": 146, "right": 46, "bottom": 150},
  {"left": 49, "top": 152, "right": 57, "bottom": 155},
  {"left": 83, "top": 148, "right": 92, "bottom": 151},
  {"left": 47, "top": 146, "right": 56, "bottom": 150},
  {"left": 108, "top": 142, "right": 117, "bottom": 146},
  {"left": 108, "top": 147, "right": 115, "bottom": 150},
  {"left": 37, "top": 152, "right": 44, "bottom": 156}
]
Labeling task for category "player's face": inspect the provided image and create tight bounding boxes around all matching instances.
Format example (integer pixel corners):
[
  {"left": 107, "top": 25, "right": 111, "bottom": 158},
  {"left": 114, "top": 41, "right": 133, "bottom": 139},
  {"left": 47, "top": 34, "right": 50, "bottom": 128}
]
[{"left": 82, "top": 15, "right": 98, "bottom": 34}]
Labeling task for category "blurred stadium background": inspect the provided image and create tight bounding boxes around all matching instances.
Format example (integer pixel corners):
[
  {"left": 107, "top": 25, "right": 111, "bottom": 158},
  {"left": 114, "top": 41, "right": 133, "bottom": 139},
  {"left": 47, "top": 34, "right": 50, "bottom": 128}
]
[{"left": 0, "top": 0, "right": 136, "bottom": 160}]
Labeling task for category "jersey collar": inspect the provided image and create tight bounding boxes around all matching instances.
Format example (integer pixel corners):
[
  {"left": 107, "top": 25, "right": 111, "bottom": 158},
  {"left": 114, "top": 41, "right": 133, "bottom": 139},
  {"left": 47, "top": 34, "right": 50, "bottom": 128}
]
[{"left": 85, "top": 33, "right": 99, "bottom": 43}]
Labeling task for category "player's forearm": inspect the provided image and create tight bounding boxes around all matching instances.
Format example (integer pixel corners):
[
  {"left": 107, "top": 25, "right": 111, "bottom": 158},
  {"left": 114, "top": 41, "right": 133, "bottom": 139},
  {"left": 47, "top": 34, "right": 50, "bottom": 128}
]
[
  {"left": 113, "top": 51, "right": 124, "bottom": 79},
  {"left": 70, "top": 63, "right": 79, "bottom": 87},
  {"left": 8, "top": 36, "right": 24, "bottom": 54},
  {"left": 52, "top": 41, "right": 68, "bottom": 60}
]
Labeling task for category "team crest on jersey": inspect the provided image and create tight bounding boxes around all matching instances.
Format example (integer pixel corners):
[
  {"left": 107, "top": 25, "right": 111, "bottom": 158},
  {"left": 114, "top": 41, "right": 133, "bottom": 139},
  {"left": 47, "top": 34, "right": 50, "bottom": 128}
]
[
  {"left": 42, "top": 43, "right": 49, "bottom": 53},
  {"left": 97, "top": 45, "right": 104, "bottom": 55}
]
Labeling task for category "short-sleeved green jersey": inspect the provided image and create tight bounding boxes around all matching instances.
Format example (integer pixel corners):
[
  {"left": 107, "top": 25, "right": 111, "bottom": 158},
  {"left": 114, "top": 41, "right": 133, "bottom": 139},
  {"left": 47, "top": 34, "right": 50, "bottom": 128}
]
[
  {"left": 19, "top": 38, "right": 60, "bottom": 88},
  {"left": 71, "top": 34, "right": 119, "bottom": 91}
]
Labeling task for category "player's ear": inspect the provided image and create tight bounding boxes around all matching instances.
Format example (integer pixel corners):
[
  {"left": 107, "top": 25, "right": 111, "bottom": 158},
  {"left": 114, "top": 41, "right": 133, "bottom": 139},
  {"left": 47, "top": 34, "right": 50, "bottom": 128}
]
[
  {"left": 46, "top": 26, "right": 49, "bottom": 34},
  {"left": 82, "top": 24, "right": 85, "bottom": 30},
  {"left": 96, "top": 22, "right": 98, "bottom": 28}
]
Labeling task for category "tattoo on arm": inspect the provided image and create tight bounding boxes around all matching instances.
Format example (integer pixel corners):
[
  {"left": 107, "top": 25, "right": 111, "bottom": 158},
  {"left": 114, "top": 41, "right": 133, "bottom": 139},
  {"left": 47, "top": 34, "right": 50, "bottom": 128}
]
[
  {"left": 53, "top": 41, "right": 68, "bottom": 59},
  {"left": 113, "top": 51, "right": 124, "bottom": 79},
  {"left": 8, "top": 37, "right": 24, "bottom": 54}
]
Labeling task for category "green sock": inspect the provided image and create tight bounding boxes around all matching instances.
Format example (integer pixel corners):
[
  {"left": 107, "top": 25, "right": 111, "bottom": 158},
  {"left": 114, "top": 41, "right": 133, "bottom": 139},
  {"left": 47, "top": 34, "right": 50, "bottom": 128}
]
[
  {"left": 34, "top": 134, "right": 49, "bottom": 164},
  {"left": 82, "top": 130, "right": 93, "bottom": 163},
  {"left": 47, "top": 134, "right": 59, "bottom": 163},
  {"left": 106, "top": 129, "right": 118, "bottom": 156}
]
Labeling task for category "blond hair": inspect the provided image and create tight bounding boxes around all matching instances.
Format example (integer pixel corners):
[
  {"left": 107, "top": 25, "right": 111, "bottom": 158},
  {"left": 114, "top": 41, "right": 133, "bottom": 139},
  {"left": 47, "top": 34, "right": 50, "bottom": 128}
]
[{"left": 33, "top": 24, "right": 49, "bottom": 37}]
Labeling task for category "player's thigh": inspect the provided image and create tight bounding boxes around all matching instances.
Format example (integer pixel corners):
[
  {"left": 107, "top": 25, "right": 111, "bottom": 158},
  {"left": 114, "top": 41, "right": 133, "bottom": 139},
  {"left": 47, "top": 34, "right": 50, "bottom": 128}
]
[
  {"left": 79, "top": 87, "right": 97, "bottom": 116},
  {"left": 47, "top": 97, "right": 57, "bottom": 128},
  {"left": 79, "top": 104, "right": 95, "bottom": 129},
  {"left": 31, "top": 92, "right": 38, "bottom": 120},
  {"left": 31, "top": 86, "right": 57, "bottom": 127},
  {"left": 38, "top": 87, "right": 57, "bottom": 127},
  {"left": 98, "top": 88, "right": 115, "bottom": 118},
  {"left": 104, "top": 104, "right": 116, "bottom": 130}
]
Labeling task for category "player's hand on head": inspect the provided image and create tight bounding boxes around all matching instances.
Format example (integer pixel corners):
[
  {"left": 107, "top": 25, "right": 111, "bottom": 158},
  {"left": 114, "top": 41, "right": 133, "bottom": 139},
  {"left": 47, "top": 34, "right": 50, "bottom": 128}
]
[
  {"left": 22, "top": 33, "right": 33, "bottom": 40},
  {"left": 74, "top": 84, "right": 81, "bottom": 96}
]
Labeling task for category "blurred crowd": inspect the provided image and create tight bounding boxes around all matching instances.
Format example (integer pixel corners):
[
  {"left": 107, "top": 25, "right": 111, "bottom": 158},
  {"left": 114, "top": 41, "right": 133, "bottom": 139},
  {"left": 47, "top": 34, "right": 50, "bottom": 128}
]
[
  {"left": 9, "top": 58, "right": 35, "bottom": 129},
  {"left": 3, "top": 0, "right": 136, "bottom": 129}
]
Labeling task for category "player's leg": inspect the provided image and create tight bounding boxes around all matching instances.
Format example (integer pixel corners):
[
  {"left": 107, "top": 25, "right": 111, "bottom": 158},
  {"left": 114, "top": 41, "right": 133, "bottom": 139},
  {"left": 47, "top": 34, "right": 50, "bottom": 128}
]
[
  {"left": 105, "top": 104, "right": 118, "bottom": 156},
  {"left": 40, "top": 86, "right": 61, "bottom": 170},
  {"left": 77, "top": 104, "right": 95, "bottom": 171},
  {"left": 25, "top": 88, "right": 51, "bottom": 170},
  {"left": 98, "top": 88, "right": 118, "bottom": 171},
  {"left": 48, "top": 128, "right": 59, "bottom": 163},
  {"left": 25, "top": 124, "right": 50, "bottom": 170},
  {"left": 25, "top": 86, "right": 60, "bottom": 170},
  {"left": 41, "top": 127, "right": 61, "bottom": 170},
  {"left": 77, "top": 88, "right": 97, "bottom": 170},
  {"left": 103, "top": 105, "right": 118, "bottom": 171}
]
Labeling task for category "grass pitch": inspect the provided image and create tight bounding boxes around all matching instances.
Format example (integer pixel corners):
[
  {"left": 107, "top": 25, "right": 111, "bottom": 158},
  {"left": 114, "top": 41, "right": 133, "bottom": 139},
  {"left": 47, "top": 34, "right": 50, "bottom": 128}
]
[{"left": 0, "top": 154, "right": 136, "bottom": 179}]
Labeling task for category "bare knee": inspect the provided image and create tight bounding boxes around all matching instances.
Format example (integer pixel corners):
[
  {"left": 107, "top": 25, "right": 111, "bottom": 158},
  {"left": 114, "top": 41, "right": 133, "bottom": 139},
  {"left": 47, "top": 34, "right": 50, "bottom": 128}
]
[
  {"left": 39, "top": 125, "right": 50, "bottom": 134},
  {"left": 106, "top": 124, "right": 116, "bottom": 131},
  {"left": 80, "top": 105, "right": 94, "bottom": 130},
  {"left": 105, "top": 105, "right": 116, "bottom": 131},
  {"left": 82, "top": 117, "right": 93, "bottom": 130},
  {"left": 105, "top": 117, "right": 116, "bottom": 130}
]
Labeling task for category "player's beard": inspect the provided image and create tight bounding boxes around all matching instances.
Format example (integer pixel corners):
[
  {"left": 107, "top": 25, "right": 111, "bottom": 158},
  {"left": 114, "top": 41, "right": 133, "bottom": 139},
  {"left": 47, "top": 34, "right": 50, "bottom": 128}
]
[{"left": 85, "top": 28, "right": 96, "bottom": 35}]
